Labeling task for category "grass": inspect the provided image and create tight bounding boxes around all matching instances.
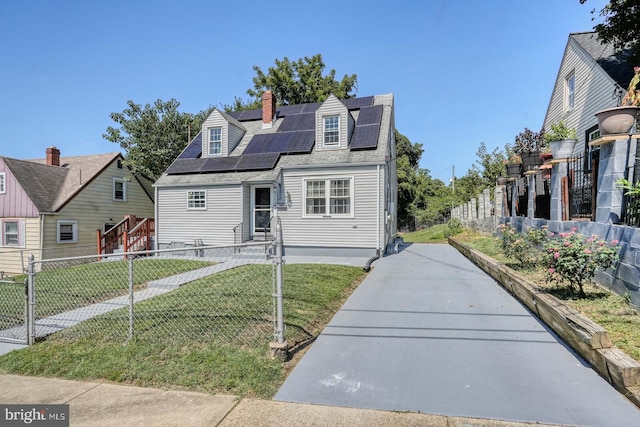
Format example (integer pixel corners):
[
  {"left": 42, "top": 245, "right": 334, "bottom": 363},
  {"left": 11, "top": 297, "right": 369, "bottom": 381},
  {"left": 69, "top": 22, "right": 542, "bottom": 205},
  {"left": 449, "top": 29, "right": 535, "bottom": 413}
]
[
  {"left": 0, "top": 258, "right": 211, "bottom": 331},
  {"left": 455, "top": 230, "right": 640, "bottom": 362},
  {"left": 401, "top": 224, "right": 451, "bottom": 243},
  {"left": 0, "top": 263, "right": 366, "bottom": 398}
]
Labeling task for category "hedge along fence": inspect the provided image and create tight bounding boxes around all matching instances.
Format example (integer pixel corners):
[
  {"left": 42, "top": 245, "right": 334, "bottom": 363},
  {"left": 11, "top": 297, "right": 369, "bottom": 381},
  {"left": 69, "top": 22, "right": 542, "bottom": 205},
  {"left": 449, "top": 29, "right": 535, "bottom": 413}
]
[{"left": 449, "top": 237, "right": 640, "bottom": 406}]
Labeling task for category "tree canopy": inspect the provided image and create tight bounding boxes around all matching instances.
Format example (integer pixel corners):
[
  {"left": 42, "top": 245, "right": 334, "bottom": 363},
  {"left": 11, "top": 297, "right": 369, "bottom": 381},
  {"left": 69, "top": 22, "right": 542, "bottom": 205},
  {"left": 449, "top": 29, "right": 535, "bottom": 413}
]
[
  {"left": 583, "top": 0, "right": 640, "bottom": 64},
  {"left": 224, "top": 54, "right": 358, "bottom": 111},
  {"left": 103, "top": 99, "right": 212, "bottom": 179}
]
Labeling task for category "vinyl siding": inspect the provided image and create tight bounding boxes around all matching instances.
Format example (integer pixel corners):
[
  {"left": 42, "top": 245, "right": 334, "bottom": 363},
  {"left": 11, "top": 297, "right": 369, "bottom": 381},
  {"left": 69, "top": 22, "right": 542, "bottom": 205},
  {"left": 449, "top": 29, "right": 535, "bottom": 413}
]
[
  {"left": 228, "top": 123, "right": 245, "bottom": 154},
  {"left": 0, "top": 159, "right": 39, "bottom": 217},
  {"left": 315, "top": 95, "right": 350, "bottom": 151},
  {"left": 0, "top": 217, "right": 40, "bottom": 275},
  {"left": 40, "top": 160, "right": 154, "bottom": 258},
  {"left": 279, "top": 165, "right": 382, "bottom": 249},
  {"left": 544, "top": 36, "right": 624, "bottom": 155},
  {"left": 157, "top": 184, "right": 242, "bottom": 246}
]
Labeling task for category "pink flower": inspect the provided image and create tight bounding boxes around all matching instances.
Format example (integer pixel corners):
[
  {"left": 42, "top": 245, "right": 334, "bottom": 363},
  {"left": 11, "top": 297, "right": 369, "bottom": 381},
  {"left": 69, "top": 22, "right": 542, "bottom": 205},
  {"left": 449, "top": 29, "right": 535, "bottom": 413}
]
[
  {"left": 611, "top": 240, "right": 619, "bottom": 245},
  {"left": 571, "top": 227, "right": 577, "bottom": 232},
  {"left": 598, "top": 241, "right": 605, "bottom": 247},
  {"left": 554, "top": 252, "right": 560, "bottom": 259},
  {"left": 548, "top": 268, "right": 555, "bottom": 274},
  {"left": 584, "top": 249, "right": 592, "bottom": 255},
  {"left": 564, "top": 241, "right": 571, "bottom": 247}
]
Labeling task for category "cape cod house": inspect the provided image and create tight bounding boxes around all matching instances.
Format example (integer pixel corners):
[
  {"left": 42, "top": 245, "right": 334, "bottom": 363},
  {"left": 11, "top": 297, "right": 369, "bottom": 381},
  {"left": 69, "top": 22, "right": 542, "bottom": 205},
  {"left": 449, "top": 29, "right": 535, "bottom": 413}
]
[
  {"left": 0, "top": 147, "right": 155, "bottom": 274},
  {"left": 543, "top": 31, "right": 636, "bottom": 163},
  {"left": 154, "top": 92, "right": 397, "bottom": 257}
]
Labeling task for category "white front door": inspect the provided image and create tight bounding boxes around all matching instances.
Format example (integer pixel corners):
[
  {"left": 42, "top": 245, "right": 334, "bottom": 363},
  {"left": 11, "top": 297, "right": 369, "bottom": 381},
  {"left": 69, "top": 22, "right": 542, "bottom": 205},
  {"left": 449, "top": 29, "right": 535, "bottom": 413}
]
[{"left": 252, "top": 186, "right": 272, "bottom": 236}]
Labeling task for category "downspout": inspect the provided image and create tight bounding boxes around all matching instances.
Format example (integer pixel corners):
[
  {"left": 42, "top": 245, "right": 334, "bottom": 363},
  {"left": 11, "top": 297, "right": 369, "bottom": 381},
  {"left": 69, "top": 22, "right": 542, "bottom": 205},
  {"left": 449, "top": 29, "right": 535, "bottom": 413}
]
[
  {"left": 39, "top": 214, "right": 45, "bottom": 262},
  {"left": 154, "top": 186, "right": 158, "bottom": 252},
  {"left": 364, "top": 165, "right": 382, "bottom": 272}
]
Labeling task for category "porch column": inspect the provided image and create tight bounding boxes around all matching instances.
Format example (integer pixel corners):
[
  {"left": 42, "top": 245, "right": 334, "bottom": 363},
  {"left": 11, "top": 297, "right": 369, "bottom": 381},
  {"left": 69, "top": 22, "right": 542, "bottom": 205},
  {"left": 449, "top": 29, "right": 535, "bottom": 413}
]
[
  {"left": 549, "top": 162, "right": 567, "bottom": 222},
  {"left": 526, "top": 172, "right": 536, "bottom": 218}
]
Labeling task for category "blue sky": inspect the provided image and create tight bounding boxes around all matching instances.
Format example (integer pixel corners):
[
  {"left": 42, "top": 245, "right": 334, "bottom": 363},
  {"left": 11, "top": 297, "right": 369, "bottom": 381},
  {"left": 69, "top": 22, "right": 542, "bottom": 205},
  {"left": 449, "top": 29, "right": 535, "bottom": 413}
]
[{"left": 0, "top": 0, "right": 609, "bottom": 183}]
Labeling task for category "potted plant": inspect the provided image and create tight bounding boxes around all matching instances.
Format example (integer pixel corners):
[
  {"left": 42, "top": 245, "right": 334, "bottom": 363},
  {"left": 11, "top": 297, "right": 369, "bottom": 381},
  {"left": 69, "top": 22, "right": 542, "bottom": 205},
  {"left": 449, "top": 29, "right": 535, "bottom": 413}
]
[
  {"left": 595, "top": 65, "right": 640, "bottom": 135},
  {"left": 545, "top": 121, "right": 577, "bottom": 159},
  {"left": 504, "top": 146, "right": 522, "bottom": 178},
  {"left": 512, "top": 127, "right": 547, "bottom": 171}
]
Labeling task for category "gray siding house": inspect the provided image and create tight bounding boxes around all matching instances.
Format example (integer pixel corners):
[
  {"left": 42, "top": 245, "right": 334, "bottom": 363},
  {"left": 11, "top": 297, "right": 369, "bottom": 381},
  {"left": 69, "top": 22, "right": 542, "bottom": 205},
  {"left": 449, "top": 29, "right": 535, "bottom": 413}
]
[
  {"left": 154, "top": 92, "right": 397, "bottom": 257},
  {"left": 543, "top": 31, "right": 636, "bottom": 155}
]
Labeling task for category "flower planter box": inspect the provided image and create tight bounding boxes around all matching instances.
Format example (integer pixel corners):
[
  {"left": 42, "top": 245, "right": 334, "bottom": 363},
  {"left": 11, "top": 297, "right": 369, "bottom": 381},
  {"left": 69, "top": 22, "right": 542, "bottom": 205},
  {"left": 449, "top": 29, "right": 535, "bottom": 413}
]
[
  {"left": 549, "top": 139, "right": 577, "bottom": 159},
  {"left": 506, "top": 163, "right": 522, "bottom": 178},
  {"left": 521, "top": 152, "right": 542, "bottom": 171},
  {"left": 595, "top": 106, "right": 640, "bottom": 135}
]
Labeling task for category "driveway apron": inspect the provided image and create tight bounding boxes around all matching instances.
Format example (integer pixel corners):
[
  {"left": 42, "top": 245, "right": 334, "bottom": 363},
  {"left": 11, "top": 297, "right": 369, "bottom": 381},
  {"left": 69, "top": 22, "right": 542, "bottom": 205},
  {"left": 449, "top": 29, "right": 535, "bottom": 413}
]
[{"left": 275, "top": 244, "right": 640, "bottom": 427}]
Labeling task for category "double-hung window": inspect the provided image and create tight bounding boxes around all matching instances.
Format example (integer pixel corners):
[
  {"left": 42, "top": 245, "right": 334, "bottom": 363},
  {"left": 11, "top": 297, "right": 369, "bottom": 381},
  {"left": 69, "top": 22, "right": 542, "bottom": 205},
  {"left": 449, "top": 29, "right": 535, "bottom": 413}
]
[
  {"left": 323, "top": 116, "right": 340, "bottom": 146},
  {"left": 113, "top": 178, "right": 127, "bottom": 201},
  {"left": 0, "top": 172, "right": 5, "bottom": 194},
  {"left": 3, "top": 221, "right": 19, "bottom": 246},
  {"left": 187, "top": 190, "right": 206, "bottom": 210},
  {"left": 565, "top": 72, "right": 575, "bottom": 112},
  {"left": 209, "top": 127, "right": 222, "bottom": 156},
  {"left": 304, "top": 178, "right": 352, "bottom": 217},
  {"left": 57, "top": 220, "right": 78, "bottom": 243}
]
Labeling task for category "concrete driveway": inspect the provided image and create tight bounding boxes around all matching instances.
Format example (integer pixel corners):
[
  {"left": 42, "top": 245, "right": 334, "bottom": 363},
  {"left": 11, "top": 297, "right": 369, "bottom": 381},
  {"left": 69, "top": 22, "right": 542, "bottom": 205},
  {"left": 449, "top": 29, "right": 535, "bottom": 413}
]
[{"left": 275, "top": 244, "right": 640, "bottom": 427}]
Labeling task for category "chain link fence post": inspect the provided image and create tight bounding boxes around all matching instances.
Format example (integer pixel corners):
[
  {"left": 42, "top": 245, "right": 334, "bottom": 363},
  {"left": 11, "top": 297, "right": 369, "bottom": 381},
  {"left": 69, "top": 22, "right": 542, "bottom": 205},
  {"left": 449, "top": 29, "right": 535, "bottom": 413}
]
[
  {"left": 27, "top": 254, "right": 35, "bottom": 345},
  {"left": 128, "top": 254, "right": 134, "bottom": 340},
  {"left": 270, "top": 216, "right": 288, "bottom": 360}
]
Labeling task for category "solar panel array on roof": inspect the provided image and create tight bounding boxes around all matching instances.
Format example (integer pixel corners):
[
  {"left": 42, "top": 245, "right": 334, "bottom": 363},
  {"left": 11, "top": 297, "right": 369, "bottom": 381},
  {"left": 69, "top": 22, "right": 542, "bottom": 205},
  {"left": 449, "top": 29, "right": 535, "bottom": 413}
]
[
  {"left": 343, "top": 96, "right": 374, "bottom": 109},
  {"left": 278, "top": 112, "right": 315, "bottom": 132},
  {"left": 166, "top": 158, "right": 207, "bottom": 174},
  {"left": 235, "top": 152, "right": 280, "bottom": 170},
  {"left": 350, "top": 124, "right": 380, "bottom": 150},
  {"left": 200, "top": 156, "right": 240, "bottom": 172},
  {"left": 355, "top": 105, "right": 383, "bottom": 126},
  {"left": 178, "top": 132, "right": 203, "bottom": 159},
  {"left": 243, "top": 130, "right": 315, "bottom": 155}
]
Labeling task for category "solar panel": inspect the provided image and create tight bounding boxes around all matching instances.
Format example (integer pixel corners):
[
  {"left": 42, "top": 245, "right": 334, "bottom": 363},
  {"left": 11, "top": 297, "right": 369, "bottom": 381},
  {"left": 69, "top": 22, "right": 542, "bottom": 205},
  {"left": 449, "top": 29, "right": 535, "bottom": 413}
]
[
  {"left": 177, "top": 132, "right": 203, "bottom": 159},
  {"left": 166, "top": 158, "right": 207, "bottom": 175},
  {"left": 200, "top": 157, "right": 240, "bottom": 172},
  {"left": 356, "top": 105, "right": 383, "bottom": 126},
  {"left": 287, "top": 130, "right": 315, "bottom": 153},
  {"left": 229, "top": 109, "right": 262, "bottom": 122},
  {"left": 243, "top": 134, "right": 274, "bottom": 154},
  {"left": 235, "top": 152, "right": 280, "bottom": 171},
  {"left": 301, "top": 102, "right": 321, "bottom": 113},
  {"left": 278, "top": 112, "right": 316, "bottom": 132},
  {"left": 343, "top": 96, "right": 374, "bottom": 109},
  {"left": 350, "top": 124, "right": 380, "bottom": 150},
  {"left": 277, "top": 104, "right": 304, "bottom": 116}
]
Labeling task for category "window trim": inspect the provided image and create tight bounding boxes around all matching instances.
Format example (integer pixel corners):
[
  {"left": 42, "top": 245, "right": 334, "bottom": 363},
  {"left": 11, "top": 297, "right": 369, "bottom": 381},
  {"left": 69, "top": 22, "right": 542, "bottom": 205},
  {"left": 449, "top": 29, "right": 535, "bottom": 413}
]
[
  {"left": 302, "top": 177, "right": 354, "bottom": 218},
  {"left": 57, "top": 220, "right": 78, "bottom": 244},
  {"left": 323, "top": 115, "right": 340, "bottom": 147},
  {"left": 113, "top": 178, "right": 127, "bottom": 202},
  {"left": 2, "top": 220, "right": 20, "bottom": 247},
  {"left": 0, "top": 172, "right": 5, "bottom": 194},
  {"left": 208, "top": 127, "right": 222, "bottom": 156},
  {"left": 565, "top": 72, "right": 575, "bottom": 112},
  {"left": 187, "top": 189, "right": 207, "bottom": 210}
]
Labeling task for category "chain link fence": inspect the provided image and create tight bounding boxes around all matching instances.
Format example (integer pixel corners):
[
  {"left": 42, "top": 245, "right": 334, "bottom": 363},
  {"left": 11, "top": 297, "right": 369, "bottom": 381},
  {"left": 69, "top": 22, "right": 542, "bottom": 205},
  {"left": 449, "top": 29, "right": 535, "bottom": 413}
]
[{"left": 1, "top": 240, "right": 284, "bottom": 349}]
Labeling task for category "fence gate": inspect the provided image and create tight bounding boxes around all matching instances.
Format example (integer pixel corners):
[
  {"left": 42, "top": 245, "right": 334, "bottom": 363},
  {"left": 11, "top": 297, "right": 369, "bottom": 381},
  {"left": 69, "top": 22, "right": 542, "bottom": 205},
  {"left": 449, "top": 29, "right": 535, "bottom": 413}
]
[
  {"left": 567, "top": 151, "right": 595, "bottom": 220},
  {"left": 0, "top": 275, "right": 28, "bottom": 344}
]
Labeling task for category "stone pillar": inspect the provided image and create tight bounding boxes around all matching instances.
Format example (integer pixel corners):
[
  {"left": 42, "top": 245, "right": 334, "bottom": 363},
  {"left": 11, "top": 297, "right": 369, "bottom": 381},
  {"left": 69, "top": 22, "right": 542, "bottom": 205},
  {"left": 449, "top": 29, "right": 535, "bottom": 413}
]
[
  {"left": 470, "top": 199, "right": 477, "bottom": 220},
  {"left": 483, "top": 189, "right": 491, "bottom": 218},
  {"left": 495, "top": 186, "right": 505, "bottom": 218},
  {"left": 596, "top": 139, "right": 630, "bottom": 223},
  {"left": 526, "top": 173, "right": 536, "bottom": 218},
  {"left": 463, "top": 203, "right": 468, "bottom": 220},
  {"left": 550, "top": 162, "right": 567, "bottom": 222},
  {"left": 477, "top": 194, "right": 485, "bottom": 219}
]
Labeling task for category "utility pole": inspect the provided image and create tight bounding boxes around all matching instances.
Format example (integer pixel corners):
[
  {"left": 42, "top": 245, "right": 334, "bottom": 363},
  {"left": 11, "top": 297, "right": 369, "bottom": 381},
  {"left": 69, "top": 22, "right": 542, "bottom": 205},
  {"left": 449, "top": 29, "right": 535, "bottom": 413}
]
[{"left": 451, "top": 165, "right": 455, "bottom": 194}]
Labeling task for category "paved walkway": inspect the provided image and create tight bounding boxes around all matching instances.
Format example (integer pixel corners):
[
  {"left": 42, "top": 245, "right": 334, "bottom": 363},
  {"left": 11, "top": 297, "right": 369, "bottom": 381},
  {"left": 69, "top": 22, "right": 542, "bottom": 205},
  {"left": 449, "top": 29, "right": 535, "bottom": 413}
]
[{"left": 275, "top": 244, "right": 640, "bottom": 427}]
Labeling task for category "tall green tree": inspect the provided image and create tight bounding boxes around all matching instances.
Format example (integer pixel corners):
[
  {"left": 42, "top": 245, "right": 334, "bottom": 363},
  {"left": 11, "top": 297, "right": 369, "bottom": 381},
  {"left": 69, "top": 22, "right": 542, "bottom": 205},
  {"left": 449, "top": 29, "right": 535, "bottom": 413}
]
[
  {"left": 103, "top": 99, "right": 212, "bottom": 179},
  {"left": 225, "top": 54, "right": 358, "bottom": 110},
  {"left": 474, "top": 142, "right": 507, "bottom": 189},
  {"left": 582, "top": 0, "right": 640, "bottom": 63},
  {"left": 396, "top": 130, "right": 424, "bottom": 230}
]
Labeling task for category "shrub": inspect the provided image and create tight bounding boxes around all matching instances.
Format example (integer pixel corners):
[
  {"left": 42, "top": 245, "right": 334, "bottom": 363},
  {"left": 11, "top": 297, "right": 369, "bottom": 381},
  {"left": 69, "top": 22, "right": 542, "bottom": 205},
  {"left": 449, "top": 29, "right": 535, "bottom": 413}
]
[
  {"left": 496, "top": 223, "right": 549, "bottom": 267},
  {"left": 544, "top": 229, "right": 620, "bottom": 296},
  {"left": 446, "top": 218, "right": 463, "bottom": 237}
]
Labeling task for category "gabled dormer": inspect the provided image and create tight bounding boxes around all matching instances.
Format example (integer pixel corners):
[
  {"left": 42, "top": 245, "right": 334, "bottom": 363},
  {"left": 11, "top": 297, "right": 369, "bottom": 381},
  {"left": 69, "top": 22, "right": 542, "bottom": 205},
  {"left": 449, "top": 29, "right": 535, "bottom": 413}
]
[
  {"left": 201, "top": 108, "right": 246, "bottom": 157},
  {"left": 315, "top": 94, "right": 354, "bottom": 151}
]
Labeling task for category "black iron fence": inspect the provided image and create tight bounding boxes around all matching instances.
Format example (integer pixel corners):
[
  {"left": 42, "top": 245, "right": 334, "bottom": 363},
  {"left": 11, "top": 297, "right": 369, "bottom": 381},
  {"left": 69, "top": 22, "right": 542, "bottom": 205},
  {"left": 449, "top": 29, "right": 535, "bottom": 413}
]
[{"left": 567, "top": 152, "right": 595, "bottom": 219}]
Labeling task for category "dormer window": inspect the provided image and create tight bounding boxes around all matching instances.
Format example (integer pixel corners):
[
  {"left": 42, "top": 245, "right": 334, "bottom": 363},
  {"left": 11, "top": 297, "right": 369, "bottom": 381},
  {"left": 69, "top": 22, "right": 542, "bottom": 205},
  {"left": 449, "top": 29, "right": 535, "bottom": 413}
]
[
  {"left": 209, "top": 127, "right": 222, "bottom": 156},
  {"left": 324, "top": 116, "right": 340, "bottom": 146}
]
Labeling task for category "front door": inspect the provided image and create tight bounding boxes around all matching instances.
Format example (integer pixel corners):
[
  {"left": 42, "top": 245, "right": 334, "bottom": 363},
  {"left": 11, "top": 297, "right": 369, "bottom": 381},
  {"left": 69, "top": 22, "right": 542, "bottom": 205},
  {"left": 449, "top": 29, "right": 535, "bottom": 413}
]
[{"left": 253, "top": 187, "right": 271, "bottom": 236}]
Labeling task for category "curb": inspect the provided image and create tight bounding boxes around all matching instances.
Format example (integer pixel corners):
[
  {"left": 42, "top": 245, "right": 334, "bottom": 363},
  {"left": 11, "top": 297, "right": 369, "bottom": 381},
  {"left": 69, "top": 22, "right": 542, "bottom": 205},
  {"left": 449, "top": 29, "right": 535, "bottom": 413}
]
[{"left": 449, "top": 237, "right": 640, "bottom": 407}]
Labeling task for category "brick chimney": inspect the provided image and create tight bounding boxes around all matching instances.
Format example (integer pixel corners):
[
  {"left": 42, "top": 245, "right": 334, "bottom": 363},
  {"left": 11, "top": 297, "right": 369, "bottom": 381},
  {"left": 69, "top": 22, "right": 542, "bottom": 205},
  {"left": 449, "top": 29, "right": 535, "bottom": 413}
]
[
  {"left": 46, "top": 146, "right": 60, "bottom": 166},
  {"left": 262, "top": 90, "right": 276, "bottom": 128}
]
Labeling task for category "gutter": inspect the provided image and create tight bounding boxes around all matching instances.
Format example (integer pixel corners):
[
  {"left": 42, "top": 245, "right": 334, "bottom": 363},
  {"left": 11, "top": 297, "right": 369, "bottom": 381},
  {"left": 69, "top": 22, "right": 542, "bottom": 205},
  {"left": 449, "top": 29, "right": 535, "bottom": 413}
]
[{"left": 364, "top": 165, "right": 382, "bottom": 272}]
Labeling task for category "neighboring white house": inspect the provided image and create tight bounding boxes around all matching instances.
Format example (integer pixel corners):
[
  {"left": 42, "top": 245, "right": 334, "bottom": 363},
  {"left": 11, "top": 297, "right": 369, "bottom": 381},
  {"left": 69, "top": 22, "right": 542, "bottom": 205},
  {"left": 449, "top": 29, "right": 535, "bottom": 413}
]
[
  {"left": 0, "top": 147, "right": 155, "bottom": 274},
  {"left": 543, "top": 31, "right": 636, "bottom": 157},
  {"left": 154, "top": 92, "right": 397, "bottom": 257}
]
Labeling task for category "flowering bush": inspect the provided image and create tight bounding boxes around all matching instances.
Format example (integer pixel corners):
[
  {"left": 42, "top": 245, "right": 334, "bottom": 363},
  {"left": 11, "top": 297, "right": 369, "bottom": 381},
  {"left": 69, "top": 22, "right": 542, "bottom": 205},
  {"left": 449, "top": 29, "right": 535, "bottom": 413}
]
[
  {"left": 544, "top": 229, "right": 620, "bottom": 296},
  {"left": 497, "top": 223, "right": 549, "bottom": 267}
]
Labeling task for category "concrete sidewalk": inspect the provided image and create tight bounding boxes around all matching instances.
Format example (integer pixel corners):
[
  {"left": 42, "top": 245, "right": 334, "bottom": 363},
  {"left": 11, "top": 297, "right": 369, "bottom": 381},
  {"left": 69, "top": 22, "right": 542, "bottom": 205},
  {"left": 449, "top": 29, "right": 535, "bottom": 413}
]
[{"left": 0, "top": 374, "right": 570, "bottom": 427}]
